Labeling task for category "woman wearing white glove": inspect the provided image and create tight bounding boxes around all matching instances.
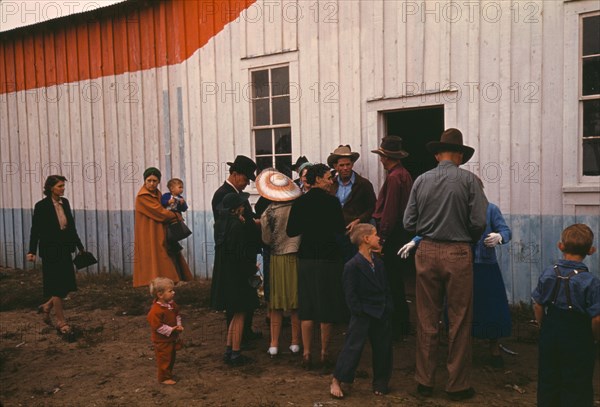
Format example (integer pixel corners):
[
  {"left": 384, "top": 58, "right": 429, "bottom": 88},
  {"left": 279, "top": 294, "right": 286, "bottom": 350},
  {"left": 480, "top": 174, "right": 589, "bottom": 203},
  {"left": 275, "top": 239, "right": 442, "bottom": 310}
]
[{"left": 472, "top": 203, "right": 512, "bottom": 368}]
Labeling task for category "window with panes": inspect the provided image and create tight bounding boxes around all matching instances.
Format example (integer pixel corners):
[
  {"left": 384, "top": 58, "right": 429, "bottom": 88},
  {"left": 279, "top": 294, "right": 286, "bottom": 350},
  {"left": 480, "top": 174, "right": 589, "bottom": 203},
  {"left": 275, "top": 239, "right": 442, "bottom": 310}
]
[
  {"left": 581, "top": 13, "right": 600, "bottom": 176},
  {"left": 250, "top": 66, "right": 292, "bottom": 178}
]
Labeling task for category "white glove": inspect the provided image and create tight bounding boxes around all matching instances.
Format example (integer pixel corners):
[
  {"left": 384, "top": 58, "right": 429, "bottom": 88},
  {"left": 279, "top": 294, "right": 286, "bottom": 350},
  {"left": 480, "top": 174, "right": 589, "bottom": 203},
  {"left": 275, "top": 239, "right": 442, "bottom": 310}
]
[
  {"left": 484, "top": 232, "right": 502, "bottom": 248},
  {"left": 397, "top": 241, "right": 417, "bottom": 258}
]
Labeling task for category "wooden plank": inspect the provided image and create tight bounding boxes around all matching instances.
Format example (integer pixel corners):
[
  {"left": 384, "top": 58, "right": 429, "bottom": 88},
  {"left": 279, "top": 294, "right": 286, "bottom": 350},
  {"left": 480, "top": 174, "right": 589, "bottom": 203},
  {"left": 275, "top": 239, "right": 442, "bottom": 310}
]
[
  {"left": 244, "top": 0, "right": 264, "bottom": 57},
  {"left": 281, "top": 0, "right": 298, "bottom": 51},
  {"left": 528, "top": 0, "right": 544, "bottom": 285},
  {"left": 383, "top": 0, "right": 399, "bottom": 97},
  {"left": 509, "top": 0, "right": 533, "bottom": 301},
  {"left": 405, "top": 0, "right": 424, "bottom": 88},
  {"left": 297, "top": 0, "right": 320, "bottom": 164},
  {"left": 318, "top": 0, "right": 341, "bottom": 150},
  {"left": 98, "top": 15, "right": 123, "bottom": 273},
  {"left": 0, "top": 43, "right": 12, "bottom": 266},
  {"left": 478, "top": 0, "right": 501, "bottom": 203},
  {"left": 198, "top": 37, "right": 219, "bottom": 276},
  {"left": 183, "top": 15, "right": 204, "bottom": 276}
]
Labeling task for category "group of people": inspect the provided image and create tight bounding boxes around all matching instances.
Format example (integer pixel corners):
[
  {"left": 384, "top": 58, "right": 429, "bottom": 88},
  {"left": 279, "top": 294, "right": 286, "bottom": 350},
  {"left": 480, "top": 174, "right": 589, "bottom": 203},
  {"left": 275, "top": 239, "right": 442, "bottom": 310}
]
[{"left": 26, "top": 128, "right": 599, "bottom": 405}]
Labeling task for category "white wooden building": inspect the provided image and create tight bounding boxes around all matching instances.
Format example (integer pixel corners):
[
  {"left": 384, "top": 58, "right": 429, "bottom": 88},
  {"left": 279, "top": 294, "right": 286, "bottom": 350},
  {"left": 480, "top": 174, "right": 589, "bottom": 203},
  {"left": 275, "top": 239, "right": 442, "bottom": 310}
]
[{"left": 1, "top": 0, "right": 598, "bottom": 302}]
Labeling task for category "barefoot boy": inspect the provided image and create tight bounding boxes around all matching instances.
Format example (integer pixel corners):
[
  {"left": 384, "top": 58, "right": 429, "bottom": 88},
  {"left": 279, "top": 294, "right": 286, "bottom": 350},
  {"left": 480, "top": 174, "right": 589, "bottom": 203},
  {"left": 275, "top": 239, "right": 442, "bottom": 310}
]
[{"left": 330, "top": 223, "right": 393, "bottom": 398}]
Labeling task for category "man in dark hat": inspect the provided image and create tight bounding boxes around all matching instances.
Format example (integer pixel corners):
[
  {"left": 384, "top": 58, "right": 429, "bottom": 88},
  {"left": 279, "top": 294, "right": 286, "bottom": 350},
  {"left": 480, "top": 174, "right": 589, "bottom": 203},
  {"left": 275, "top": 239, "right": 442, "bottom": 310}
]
[
  {"left": 403, "top": 128, "right": 487, "bottom": 401},
  {"left": 328, "top": 145, "right": 376, "bottom": 262},
  {"left": 371, "top": 136, "right": 414, "bottom": 341},
  {"left": 211, "top": 155, "right": 257, "bottom": 220},
  {"left": 210, "top": 155, "right": 262, "bottom": 343}
]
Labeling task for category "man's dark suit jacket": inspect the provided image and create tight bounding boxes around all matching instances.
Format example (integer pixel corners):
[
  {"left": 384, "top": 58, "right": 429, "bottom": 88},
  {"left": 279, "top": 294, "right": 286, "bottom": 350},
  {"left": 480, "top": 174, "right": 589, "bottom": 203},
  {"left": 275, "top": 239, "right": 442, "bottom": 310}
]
[
  {"left": 343, "top": 252, "right": 393, "bottom": 319},
  {"left": 331, "top": 171, "right": 377, "bottom": 226},
  {"left": 28, "top": 197, "right": 84, "bottom": 258}
]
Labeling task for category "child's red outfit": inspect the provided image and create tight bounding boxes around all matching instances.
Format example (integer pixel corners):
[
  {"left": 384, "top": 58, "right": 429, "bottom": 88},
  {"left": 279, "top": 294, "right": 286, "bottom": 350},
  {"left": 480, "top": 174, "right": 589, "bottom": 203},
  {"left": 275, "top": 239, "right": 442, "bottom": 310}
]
[{"left": 147, "top": 300, "right": 182, "bottom": 382}]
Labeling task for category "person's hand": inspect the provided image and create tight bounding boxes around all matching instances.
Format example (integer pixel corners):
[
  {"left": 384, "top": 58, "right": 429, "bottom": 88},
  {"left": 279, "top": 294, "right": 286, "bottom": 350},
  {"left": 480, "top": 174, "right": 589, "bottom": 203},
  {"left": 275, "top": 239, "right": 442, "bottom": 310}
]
[
  {"left": 174, "top": 325, "right": 184, "bottom": 332},
  {"left": 345, "top": 219, "right": 360, "bottom": 234},
  {"left": 26, "top": 253, "right": 36, "bottom": 262},
  {"left": 168, "top": 197, "right": 175, "bottom": 204},
  {"left": 397, "top": 241, "right": 416, "bottom": 258},
  {"left": 484, "top": 232, "right": 502, "bottom": 247},
  {"left": 179, "top": 197, "right": 185, "bottom": 203},
  {"left": 175, "top": 212, "right": 183, "bottom": 221}
]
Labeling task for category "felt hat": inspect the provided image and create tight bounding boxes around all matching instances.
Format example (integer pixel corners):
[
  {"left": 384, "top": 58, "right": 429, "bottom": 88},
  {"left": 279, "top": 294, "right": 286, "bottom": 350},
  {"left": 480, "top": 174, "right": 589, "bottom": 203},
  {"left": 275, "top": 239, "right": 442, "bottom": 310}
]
[
  {"left": 371, "top": 136, "right": 409, "bottom": 159},
  {"left": 426, "top": 128, "right": 475, "bottom": 164},
  {"left": 291, "top": 156, "right": 309, "bottom": 172},
  {"left": 255, "top": 168, "right": 301, "bottom": 202},
  {"left": 227, "top": 155, "right": 257, "bottom": 181}
]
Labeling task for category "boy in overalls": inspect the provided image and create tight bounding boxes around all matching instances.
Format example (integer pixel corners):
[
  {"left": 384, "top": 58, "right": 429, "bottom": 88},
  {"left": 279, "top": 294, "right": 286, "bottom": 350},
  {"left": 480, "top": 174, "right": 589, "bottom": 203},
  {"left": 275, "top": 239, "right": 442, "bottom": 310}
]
[{"left": 532, "top": 224, "right": 600, "bottom": 407}]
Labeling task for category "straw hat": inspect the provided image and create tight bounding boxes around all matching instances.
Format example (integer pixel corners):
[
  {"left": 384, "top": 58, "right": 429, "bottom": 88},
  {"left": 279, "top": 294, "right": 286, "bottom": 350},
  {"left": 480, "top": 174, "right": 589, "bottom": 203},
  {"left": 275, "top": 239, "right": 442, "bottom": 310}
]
[{"left": 255, "top": 168, "right": 301, "bottom": 202}]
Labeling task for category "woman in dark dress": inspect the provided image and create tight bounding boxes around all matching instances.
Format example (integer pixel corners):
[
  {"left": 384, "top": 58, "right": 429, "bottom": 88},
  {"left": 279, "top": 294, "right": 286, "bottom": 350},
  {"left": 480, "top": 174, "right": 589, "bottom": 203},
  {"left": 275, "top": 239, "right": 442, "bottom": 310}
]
[
  {"left": 286, "top": 164, "right": 348, "bottom": 369},
  {"left": 213, "top": 192, "right": 260, "bottom": 366},
  {"left": 27, "top": 175, "right": 85, "bottom": 334}
]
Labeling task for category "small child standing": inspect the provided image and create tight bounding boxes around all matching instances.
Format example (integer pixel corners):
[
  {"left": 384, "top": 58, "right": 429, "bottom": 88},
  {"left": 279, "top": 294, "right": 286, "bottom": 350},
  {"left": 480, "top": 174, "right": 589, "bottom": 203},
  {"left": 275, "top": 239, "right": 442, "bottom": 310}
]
[
  {"left": 147, "top": 277, "right": 184, "bottom": 385},
  {"left": 330, "top": 223, "right": 394, "bottom": 399},
  {"left": 532, "top": 224, "right": 600, "bottom": 407},
  {"left": 161, "top": 178, "right": 188, "bottom": 213}
]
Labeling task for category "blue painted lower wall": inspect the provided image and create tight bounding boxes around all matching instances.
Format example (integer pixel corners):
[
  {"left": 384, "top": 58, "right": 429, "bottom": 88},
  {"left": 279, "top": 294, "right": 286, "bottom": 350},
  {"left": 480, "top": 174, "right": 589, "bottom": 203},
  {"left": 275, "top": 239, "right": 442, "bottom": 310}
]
[{"left": 1, "top": 209, "right": 598, "bottom": 304}]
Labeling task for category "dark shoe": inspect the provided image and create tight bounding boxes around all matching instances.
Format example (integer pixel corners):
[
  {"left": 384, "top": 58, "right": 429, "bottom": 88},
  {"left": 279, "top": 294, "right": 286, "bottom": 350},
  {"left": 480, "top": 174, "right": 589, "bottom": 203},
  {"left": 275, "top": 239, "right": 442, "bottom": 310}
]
[
  {"left": 490, "top": 355, "right": 504, "bottom": 369},
  {"left": 417, "top": 384, "right": 433, "bottom": 397},
  {"left": 222, "top": 352, "right": 232, "bottom": 363},
  {"left": 301, "top": 354, "right": 312, "bottom": 370},
  {"left": 446, "top": 387, "right": 475, "bottom": 401},
  {"left": 227, "top": 354, "right": 254, "bottom": 367}
]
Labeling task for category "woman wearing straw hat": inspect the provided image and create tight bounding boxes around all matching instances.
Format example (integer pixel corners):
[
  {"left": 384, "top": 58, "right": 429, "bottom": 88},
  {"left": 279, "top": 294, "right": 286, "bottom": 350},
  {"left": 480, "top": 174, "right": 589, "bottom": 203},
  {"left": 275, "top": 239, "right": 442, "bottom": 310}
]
[
  {"left": 287, "top": 164, "right": 348, "bottom": 370},
  {"left": 256, "top": 168, "right": 303, "bottom": 358}
]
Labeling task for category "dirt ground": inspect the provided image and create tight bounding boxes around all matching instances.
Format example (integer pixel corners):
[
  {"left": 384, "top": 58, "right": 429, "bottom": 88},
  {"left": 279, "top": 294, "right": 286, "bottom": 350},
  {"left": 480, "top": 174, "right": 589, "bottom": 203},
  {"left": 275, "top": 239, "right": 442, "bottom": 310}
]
[{"left": 1, "top": 267, "right": 599, "bottom": 407}]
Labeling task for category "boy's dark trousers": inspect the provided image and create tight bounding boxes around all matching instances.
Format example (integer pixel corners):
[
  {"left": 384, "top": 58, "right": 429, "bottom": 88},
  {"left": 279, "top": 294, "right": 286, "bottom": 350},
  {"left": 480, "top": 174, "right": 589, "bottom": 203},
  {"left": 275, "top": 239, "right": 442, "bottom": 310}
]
[
  {"left": 537, "top": 305, "right": 595, "bottom": 407},
  {"left": 333, "top": 313, "right": 393, "bottom": 392}
]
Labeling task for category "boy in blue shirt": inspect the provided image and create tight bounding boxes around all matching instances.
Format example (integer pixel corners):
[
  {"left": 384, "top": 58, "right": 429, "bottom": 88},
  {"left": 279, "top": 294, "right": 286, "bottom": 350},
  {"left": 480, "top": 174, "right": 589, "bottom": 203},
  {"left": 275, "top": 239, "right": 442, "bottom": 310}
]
[{"left": 532, "top": 223, "right": 600, "bottom": 407}]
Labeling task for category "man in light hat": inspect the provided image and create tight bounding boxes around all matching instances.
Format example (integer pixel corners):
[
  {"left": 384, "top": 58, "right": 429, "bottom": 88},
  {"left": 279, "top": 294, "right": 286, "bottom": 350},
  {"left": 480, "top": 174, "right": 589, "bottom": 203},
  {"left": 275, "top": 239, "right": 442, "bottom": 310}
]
[
  {"left": 371, "top": 136, "right": 414, "bottom": 342},
  {"left": 403, "top": 128, "right": 487, "bottom": 401},
  {"left": 327, "top": 145, "right": 377, "bottom": 261},
  {"left": 210, "top": 155, "right": 262, "bottom": 343}
]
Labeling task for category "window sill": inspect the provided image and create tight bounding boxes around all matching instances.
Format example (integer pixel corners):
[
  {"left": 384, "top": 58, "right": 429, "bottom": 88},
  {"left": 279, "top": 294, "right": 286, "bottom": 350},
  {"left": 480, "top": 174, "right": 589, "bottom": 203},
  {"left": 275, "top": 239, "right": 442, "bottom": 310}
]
[{"left": 562, "top": 185, "right": 600, "bottom": 193}]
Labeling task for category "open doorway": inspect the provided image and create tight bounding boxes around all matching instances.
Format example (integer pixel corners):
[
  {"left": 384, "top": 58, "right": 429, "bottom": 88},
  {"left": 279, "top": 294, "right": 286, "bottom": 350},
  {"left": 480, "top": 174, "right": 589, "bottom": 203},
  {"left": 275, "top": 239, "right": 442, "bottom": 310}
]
[{"left": 385, "top": 105, "right": 444, "bottom": 181}]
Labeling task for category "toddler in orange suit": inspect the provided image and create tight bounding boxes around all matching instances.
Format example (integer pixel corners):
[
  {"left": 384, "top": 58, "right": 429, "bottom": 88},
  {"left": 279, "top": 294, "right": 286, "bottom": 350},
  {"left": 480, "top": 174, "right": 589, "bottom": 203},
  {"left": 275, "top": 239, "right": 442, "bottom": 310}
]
[{"left": 147, "top": 277, "right": 184, "bottom": 384}]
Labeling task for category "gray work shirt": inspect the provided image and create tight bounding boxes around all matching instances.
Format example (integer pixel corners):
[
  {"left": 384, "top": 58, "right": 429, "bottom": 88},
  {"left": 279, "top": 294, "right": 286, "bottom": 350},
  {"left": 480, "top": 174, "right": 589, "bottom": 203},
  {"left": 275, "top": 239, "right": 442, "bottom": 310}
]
[{"left": 403, "top": 160, "right": 488, "bottom": 243}]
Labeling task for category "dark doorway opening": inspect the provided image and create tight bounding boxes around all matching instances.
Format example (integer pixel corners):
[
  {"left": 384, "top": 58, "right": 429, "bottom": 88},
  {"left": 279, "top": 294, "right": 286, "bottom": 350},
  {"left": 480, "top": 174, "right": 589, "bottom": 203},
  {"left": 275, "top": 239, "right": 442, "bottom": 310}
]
[{"left": 385, "top": 105, "right": 444, "bottom": 181}]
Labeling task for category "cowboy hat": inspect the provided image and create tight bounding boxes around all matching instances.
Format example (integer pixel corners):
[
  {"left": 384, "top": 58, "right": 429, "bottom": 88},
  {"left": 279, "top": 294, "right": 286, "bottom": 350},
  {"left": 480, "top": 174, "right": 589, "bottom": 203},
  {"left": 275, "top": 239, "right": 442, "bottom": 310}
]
[
  {"left": 327, "top": 145, "right": 360, "bottom": 168},
  {"left": 371, "top": 136, "right": 409, "bottom": 159},
  {"left": 227, "top": 155, "right": 257, "bottom": 181},
  {"left": 426, "top": 128, "right": 475, "bottom": 164},
  {"left": 216, "top": 192, "right": 250, "bottom": 212},
  {"left": 256, "top": 168, "right": 301, "bottom": 202}
]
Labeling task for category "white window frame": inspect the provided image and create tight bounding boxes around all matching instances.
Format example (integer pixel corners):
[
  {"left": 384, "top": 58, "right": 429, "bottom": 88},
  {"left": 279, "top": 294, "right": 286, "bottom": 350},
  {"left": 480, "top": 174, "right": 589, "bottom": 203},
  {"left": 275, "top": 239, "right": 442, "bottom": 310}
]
[
  {"left": 563, "top": 1, "right": 600, "bottom": 194},
  {"left": 240, "top": 51, "right": 299, "bottom": 194}
]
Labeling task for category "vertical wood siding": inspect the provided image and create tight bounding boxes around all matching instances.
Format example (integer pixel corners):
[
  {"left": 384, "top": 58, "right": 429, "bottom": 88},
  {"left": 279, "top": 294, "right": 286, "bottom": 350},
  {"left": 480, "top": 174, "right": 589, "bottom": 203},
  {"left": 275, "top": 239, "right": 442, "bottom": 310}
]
[{"left": 1, "top": 0, "right": 598, "bottom": 301}]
